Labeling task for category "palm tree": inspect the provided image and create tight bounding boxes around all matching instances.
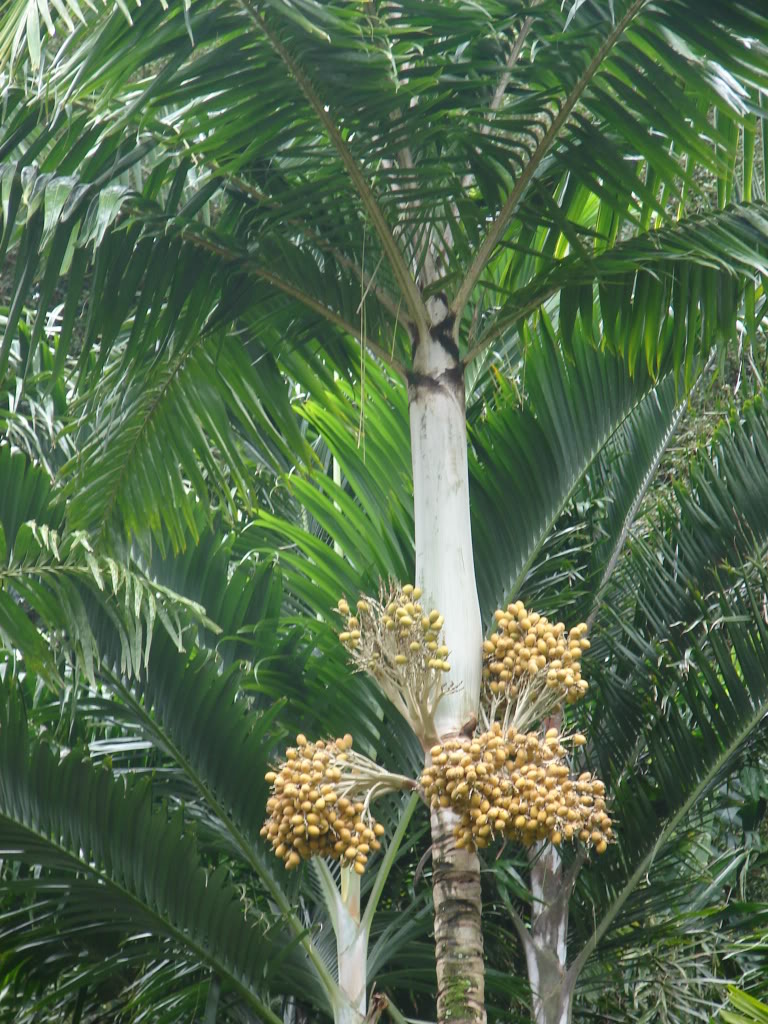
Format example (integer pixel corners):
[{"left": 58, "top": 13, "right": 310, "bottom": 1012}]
[
  {"left": 1, "top": 2, "right": 768, "bottom": 1022},
  {"left": 3, "top": 334, "right": 768, "bottom": 1024}
]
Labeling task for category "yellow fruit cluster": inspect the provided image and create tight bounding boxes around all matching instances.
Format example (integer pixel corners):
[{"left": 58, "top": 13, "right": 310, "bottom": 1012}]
[
  {"left": 338, "top": 584, "right": 451, "bottom": 675},
  {"left": 484, "top": 602, "right": 590, "bottom": 705},
  {"left": 420, "top": 723, "right": 613, "bottom": 854},
  {"left": 261, "top": 734, "right": 385, "bottom": 873}
]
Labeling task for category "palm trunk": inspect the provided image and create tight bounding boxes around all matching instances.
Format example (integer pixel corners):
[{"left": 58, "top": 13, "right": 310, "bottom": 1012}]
[
  {"left": 317, "top": 864, "right": 367, "bottom": 1024},
  {"left": 430, "top": 805, "right": 485, "bottom": 1024},
  {"left": 336, "top": 917, "right": 367, "bottom": 1024},
  {"left": 336, "top": 871, "right": 366, "bottom": 1024},
  {"left": 523, "top": 845, "right": 577, "bottom": 1024},
  {"left": 408, "top": 308, "right": 485, "bottom": 1024}
]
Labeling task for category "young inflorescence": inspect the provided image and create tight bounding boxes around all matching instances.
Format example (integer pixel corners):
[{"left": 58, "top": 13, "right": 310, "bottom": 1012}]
[
  {"left": 337, "top": 583, "right": 451, "bottom": 745},
  {"left": 261, "top": 733, "right": 413, "bottom": 874},
  {"left": 420, "top": 722, "right": 613, "bottom": 854}
]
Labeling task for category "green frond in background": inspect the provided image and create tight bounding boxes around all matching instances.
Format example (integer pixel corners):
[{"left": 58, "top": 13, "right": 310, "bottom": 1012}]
[{"left": 722, "top": 988, "right": 768, "bottom": 1024}]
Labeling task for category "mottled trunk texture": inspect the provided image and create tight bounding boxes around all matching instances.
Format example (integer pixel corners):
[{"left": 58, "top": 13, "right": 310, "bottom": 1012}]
[{"left": 431, "top": 805, "right": 486, "bottom": 1024}]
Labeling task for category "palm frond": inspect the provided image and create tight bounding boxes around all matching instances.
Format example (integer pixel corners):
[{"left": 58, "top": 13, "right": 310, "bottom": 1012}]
[
  {"left": 584, "top": 367, "right": 696, "bottom": 622},
  {"left": 592, "top": 390, "right": 768, "bottom": 753},
  {"left": 469, "top": 314, "right": 661, "bottom": 619},
  {"left": 0, "top": 687, "right": 292, "bottom": 1024},
  {"left": 0, "top": 448, "right": 216, "bottom": 686},
  {"left": 475, "top": 206, "right": 768, "bottom": 381},
  {"left": 722, "top": 988, "right": 768, "bottom": 1024},
  {"left": 572, "top": 568, "right": 768, "bottom": 977},
  {"left": 563, "top": 394, "right": 768, "bottom": 974},
  {"left": 2, "top": 0, "right": 767, "bottom": 391},
  {"left": 63, "top": 338, "right": 245, "bottom": 552}
]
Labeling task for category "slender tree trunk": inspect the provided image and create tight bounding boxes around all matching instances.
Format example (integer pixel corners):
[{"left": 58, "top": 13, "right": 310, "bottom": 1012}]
[
  {"left": 329, "top": 455, "right": 368, "bottom": 1024},
  {"left": 335, "top": 926, "right": 367, "bottom": 1024},
  {"left": 333, "top": 870, "right": 367, "bottom": 1024},
  {"left": 430, "top": 805, "right": 485, "bottom": 1024},
  {"left": 408, "top": 303, "right": 485, "bottom": 1024},
  {"left": 524, "top": 845, "right": 576, "bottom": 1024}
]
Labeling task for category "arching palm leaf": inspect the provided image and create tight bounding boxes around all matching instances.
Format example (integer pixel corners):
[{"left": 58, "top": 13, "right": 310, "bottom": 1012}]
[{"left": 0, "top": 687, "right": 297, "bottom": 1024}]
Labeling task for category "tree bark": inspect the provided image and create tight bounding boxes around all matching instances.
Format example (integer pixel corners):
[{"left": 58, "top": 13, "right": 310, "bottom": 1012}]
[
  {"left": 431, "top": 805, "right": 486, "bottom": 1024},
  {"left": 335, "top": 917, "right": 367, "bottom": 1024},
  {"left": 408, "top": 307, "right": 485, "bottom": 1024},
  {"left": 524, "top": 845, "right": 576, "bottom": 1024}
]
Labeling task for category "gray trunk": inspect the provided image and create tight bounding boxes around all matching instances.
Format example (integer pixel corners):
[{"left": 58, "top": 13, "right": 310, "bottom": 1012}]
[
  {"left": 524, "top": 845, "right": 576, "bottom": 1024},
  {"left": 315, "top": 864, "right": 367, "bottom": 1024}
]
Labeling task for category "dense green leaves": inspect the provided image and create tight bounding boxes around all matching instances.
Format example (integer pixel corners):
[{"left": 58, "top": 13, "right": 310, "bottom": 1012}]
[
  {"left": 1, "top": 0, "right": 768, "bottom": 1020},
  {"left": 0, "top": 446, "right": 217, "bottom": 685},
  {"left": 469, "top": 315, "right": 659, "bottom": 618},
  {"left": 479, "top": 205, "right": 768, "bottom": 384},
  {"left": 572, "top": 567, "right": 768, "bottom": 978},
  {"left": 0, "top": 444, "right": 60, "bottom": 551},
  {"left": 595, "top": 390, "right": 768, "bottom": 727},
  {"left": 0, "top": 688, "right": 286, "bottom": 1023},
  {"left": 1, "top": 0, "right": 767, "bottom": 398},
  {"left": 564, "top": 392, "right": 768, "bottom": 976}
]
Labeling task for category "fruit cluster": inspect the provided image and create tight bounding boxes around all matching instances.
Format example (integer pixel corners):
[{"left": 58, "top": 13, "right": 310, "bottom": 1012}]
[
  {"left": 337, "top": 584, "right": 450, "bottom": 743},
  {"left": 484, "top": 602, "right": 590, "bottom": 705},
  {"left": 261, "top": 734, "right": 384, "bottom": 873},
  {"left": 420, "top": 722, "right": 613, "bottom": 854},
  {"left": 339, "top": 584, "right": 451, "bottom": 674}
]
